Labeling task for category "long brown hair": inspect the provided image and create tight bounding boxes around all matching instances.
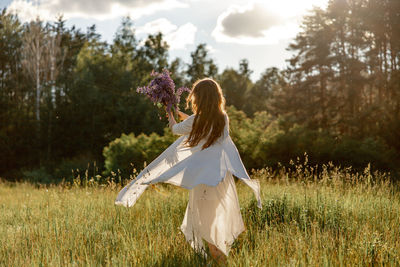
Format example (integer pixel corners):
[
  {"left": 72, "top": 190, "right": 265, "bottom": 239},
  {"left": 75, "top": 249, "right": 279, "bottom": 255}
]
[{"left": 185, "top": 78, "right": 226, "bottom": 149}]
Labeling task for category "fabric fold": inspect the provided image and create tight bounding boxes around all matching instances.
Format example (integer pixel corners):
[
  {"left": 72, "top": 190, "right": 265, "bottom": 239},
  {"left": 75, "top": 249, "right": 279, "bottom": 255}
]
[{"left": 115, "top": 114, "right": 262, "bottom": 209}]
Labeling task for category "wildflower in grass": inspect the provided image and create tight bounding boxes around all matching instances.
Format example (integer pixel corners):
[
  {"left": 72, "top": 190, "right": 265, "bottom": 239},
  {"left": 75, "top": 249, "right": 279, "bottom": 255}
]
[{"left": 137, "top": 69, "right": 190, "bottom": 117}]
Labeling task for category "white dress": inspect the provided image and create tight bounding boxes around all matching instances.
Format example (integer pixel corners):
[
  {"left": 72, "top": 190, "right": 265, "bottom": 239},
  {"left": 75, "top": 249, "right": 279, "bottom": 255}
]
[
  {"left": 181, "top": 171, "right": 245, "bottom": 256},
  {"left": 115, "top": 112, "right": 262, "bottom": 256}
]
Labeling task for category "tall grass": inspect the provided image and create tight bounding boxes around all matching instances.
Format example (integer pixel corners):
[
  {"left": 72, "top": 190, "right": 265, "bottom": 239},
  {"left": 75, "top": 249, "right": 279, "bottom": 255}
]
[{"left": 1, "top": 160, "right": 399, "bottom": 266}]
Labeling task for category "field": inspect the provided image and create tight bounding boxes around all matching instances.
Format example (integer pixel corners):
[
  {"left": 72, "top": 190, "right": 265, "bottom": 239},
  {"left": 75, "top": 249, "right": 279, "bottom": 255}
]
[{"left": 1, "top": 163, "right": 400, "bottom": 266}]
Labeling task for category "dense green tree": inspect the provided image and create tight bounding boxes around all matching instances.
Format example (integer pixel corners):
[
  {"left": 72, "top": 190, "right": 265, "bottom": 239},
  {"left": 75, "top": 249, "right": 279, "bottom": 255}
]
[
  {"left": 1, "top": 1, "right": 400, "bottom": 182},
  {"left": 137, "top": 32, "right": 169, "bottom": 74},
  {"left": 219, "top": 59, "right": 253, "bottom": 111},
  {"left": 245, "top": 67, "right": 284, "bottom": 116},
  {"left": 280, "top": 7, "right": 337, "bottom": 130},
  {"left": 276, "top": 0, "right": 399, "bottom": 144},
  {"left": 186, "top": 43, "right": 218, "bottom": 83},
  {"left": 0, "top": 10, "right": 33, "bottom": 175}
]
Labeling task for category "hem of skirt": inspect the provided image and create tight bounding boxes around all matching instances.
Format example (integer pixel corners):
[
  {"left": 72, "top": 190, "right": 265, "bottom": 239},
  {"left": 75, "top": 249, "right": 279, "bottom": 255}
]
[
  {"left": 181, "top": 224, "right": 246, "bottom": 257},
  {"left": 180, "top": 226, "right": 208, "bottom": 257}
]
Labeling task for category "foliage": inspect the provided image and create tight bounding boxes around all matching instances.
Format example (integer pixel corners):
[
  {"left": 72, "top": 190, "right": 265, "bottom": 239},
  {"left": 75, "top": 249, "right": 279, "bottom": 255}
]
[
  {"left": 218, "top": 65, "right": 251, "bottom": 111},
  {"left": 186, "top": 43, "right": 218, "bottom": 83},
  {"left": 1, "top": 1, "right": 400, "bottom": 182},
  {"left": 227, "top": 106, "right": 399, "bottom": 172},
  {"left": 20, "top": 167, "right": 53, "bottom": 184},
  {"left": 103, "top": 128, "right": 176, "bottom": 179},
  {"left": 271, "top": 0, "right": 400, "bottom": 145},
  {"left": 100, "top": 106, "right": 398, "bottom": 184}
]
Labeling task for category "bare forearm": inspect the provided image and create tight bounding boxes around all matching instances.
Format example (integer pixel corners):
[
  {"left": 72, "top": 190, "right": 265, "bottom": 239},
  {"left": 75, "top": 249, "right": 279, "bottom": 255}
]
[
  {"left": 168, "top": 112, "right": 177, "bottom": 129},
  {"left": 178, "top": 111, "right": 189, "bottom": 120}
]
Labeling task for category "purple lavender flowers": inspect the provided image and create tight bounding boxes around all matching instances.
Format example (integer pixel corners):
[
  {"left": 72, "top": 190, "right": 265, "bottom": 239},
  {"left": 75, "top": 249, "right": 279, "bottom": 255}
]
[{"left": 137, "top": 69, "right": 190, "bottom": 115}]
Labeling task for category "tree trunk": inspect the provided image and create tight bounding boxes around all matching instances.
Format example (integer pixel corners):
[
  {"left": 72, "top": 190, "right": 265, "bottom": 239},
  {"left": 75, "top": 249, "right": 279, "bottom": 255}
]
[{"left": 36, "top": 36, "right": 41, "bottom": 124}]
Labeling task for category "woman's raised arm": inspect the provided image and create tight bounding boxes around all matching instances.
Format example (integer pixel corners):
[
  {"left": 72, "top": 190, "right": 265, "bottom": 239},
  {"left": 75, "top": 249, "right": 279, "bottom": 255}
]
[
  {"left": 167, "top": 110, "right": 177, "bottom": 129},
  {"left": 178, "top": 111, "right": 189, "bottom": 120},
  {"left": 171, "top": 114, "right": 195, "bottom": 135}
]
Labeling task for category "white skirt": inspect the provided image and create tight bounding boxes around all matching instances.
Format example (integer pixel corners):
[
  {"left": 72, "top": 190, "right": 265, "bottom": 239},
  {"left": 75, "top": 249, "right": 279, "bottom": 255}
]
[{"left": 180, "top": 171, "right": 245, "bottom": 256}]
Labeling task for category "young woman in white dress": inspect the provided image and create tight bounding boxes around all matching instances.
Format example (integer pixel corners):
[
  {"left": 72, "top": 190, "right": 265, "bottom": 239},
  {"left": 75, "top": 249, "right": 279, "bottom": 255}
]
[{"left": 115, "top": 78, "right": 261, "bottom": 263}]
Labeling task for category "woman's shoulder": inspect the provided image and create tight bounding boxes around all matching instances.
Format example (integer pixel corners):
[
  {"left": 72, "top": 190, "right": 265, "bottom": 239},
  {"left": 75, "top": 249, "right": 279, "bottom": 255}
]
[
  {"left": 223, "top": 111, "right": 229, "bottom": 122},
  {"left": 182, "top": 113, "right": 196, "bottom": 122},
  {"left": 186, "top": 114, "right": 196, "bottom": 123},
  {"left": 222, "top": 111, "right": 229, "bottom": 137}
]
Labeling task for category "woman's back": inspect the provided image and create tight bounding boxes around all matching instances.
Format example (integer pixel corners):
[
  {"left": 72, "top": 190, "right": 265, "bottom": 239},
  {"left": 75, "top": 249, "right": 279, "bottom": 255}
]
[{"left": 172, "top": 112, "right": 229, "bottom": 146}]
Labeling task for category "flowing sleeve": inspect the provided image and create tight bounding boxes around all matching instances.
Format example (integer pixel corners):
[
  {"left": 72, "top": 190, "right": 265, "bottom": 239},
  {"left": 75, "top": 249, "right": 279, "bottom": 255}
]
[
  {"left": 115, "top": 111, "right": 262, "bottom": 209},
  {"left": 172, "top": 114, "right": 195, "bottom": 135}
]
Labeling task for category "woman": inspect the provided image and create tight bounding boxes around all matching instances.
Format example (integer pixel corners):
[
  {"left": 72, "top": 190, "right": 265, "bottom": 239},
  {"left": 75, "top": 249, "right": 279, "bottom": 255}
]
[{"left": 115, "top": 78, "right": 261, "bottom": 262}]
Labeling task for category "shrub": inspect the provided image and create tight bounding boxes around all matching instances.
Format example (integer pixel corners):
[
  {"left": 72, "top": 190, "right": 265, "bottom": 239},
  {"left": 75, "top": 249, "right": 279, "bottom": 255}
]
[
  {"left": 227, "top": 106, "right": 399, "bottom": 173},
  {"left": 103, "top": 128, "right": 176, "bottom": 180},
  {"left": 22, "top": 167, "right": 53, "bottom": 184},
  {"left": 53, "top": 156, "right": 100, "bottom": 183},
  {"left": 102, "top": 106, "right": 400, "bottom": 182}
]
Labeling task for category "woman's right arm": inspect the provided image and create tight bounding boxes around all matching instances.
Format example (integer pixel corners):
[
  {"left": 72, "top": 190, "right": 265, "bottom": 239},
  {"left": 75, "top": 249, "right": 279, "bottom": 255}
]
[
  {"left": 171, "top": 114, "right": 195, "bottom": 135},
  {"left": 178, "top": 111, "right": 189, "bottom": 120},
  {"left": 166, "top": 110, "right": 177, "bottom": 130}
]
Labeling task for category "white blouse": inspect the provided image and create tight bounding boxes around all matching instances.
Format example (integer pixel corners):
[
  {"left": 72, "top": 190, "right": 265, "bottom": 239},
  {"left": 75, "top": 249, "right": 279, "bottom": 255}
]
[{"left": 115, "top": 112, "right": 262, "bottom": 255}]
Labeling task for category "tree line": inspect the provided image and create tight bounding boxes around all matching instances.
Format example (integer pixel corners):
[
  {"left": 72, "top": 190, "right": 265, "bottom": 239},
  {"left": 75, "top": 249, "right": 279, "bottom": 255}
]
[{"left": 1, "top": 0, "right": 399, "bottom": 182}]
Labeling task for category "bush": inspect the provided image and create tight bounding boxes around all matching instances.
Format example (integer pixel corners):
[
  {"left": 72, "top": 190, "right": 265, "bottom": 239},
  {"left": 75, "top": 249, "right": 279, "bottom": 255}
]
[
  {"left": 103, "top": 128, "right": 176, "bottom": 180},
  {"left": 102, "top": 106, "right": 400, "bottom": 182},
  {"left": 227, "top": 106, "right": 399, "bottom": 173},
  {"left": 20, "top": 156, "right": 101, "bottom": 184},
  {"left": 22, "top": 167, "right": 53, "bottom": 184},
  {"left": 53, "top": 156, "right": 100, "bottom": 183},
  {"left": 332, "top": 137, "right": 397, "bottom": 171}
]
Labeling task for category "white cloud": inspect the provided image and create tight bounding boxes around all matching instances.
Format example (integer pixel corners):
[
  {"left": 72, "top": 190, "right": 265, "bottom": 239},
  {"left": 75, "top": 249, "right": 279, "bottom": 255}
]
[
  {"left": 205, "top": 44, "right": 216, "bottom": 54},
  {"left": 212, "top": 0, "right": 329, "bottom": 45},
  {"left": 7, "top": 0, "right": 189, "bottom": 22},
  {"left": 137, "top": 18, "right": 197, "bottom": 50},
  {"left": 165, "top": 23, "right": 197, "bottom": 49},
  {"left": 137, "top": 18, "right": 178, "bottom": 35}
]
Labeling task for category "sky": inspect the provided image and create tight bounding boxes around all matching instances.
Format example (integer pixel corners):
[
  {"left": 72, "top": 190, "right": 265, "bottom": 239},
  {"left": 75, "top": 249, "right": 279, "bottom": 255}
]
[{"left": 1, "top": 0, "right": 329, "bottom": 81}]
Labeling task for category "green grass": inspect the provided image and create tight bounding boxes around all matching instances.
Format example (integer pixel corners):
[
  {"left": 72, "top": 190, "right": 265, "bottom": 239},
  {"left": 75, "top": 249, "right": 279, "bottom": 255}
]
[{"left": 1, "top": 162, "right": 400, "bottom": 266}]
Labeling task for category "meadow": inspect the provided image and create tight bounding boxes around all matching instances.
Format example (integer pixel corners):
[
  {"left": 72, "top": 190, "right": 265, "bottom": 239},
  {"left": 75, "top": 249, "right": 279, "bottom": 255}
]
[{"left": 1, "top": 161, "right": 399, "bottom": 266}]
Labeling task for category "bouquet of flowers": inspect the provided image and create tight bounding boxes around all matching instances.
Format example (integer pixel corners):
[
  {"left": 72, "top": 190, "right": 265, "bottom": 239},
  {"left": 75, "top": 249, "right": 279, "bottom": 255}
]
[{"left": 137, "top": 69, "right": 190, "bottom": 119}]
